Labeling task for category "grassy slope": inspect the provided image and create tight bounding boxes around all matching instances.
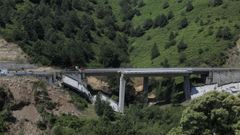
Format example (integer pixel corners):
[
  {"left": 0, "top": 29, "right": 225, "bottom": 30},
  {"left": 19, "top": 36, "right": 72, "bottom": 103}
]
[{"left": 128, "top": 0, "right": 240, "bottom": 67}]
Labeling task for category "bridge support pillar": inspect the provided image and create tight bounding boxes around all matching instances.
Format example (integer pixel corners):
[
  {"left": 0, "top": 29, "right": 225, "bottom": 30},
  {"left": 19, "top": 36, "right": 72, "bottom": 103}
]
[
  {"left": 143, "top": 77, "right": 149, "bottom": 103},
  {"left": 53, "top": 72, "right": 56, "bottom": 83},
  {"left": 184, "top": 75, "right": 191, "bottom": 100},
  {"left": 119, "top": 74, "right": 126, "bottom": 113},
  {"left": 48, "top": 76, "right": 53, "bottom": 84},
  {"left": 206, "top": 71, "right": 213, "bottom": 84}
]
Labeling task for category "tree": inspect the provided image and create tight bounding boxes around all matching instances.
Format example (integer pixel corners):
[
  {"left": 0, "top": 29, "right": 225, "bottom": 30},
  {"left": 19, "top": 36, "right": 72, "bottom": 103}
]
[
  {"left": 151, "top": 43, "right": 160, "bottom": 60},
  {"left": 167, "top": 11, "right": 174, "bottom": 20},
  {"left": 143, "top": 18, "right": 153, "bottom": 30},
  {"left": 216, "top": 26, "right": 233, "bottom": 40},
  {"left": 169, "top": 31, "right": 176, "bottom": 40},
  {"left": 186, "top": 1, "right": 194, "bottom": 12},
  {"left": 132, "top": 26, "right": 145, "bottom": 37},
  {"left": 94, "top": 94, "right": 115, "bottom": 120},
  {"left": 137, "top": 0, "right": 145, "bottom": 8},
  {"left": 179, "top": 18, "right": 189, "bottom": 29},
  {"left": 179, "top": 52, "right": 186, "bottom": 64},
  {"left": 95, "top": 95, "right": 104, "bottom": 116},
  {"left": 105, "top": 26, "right": 116, "bottom": 40},
  {"left": 161, "top": 58, "right": 170, "bottom": 67},
  {"left": 177, "top": 40, "right": 188, "bottom": 52},
  {"left": 154, "top": 14, "right": 168, "bottom": 28},
  {"left": 103, "top": 15, "right": 116, "bottom": 28},
  {"left": 165, "top": 40, "right": 176, "bottom": 49},
  {"left": 122, "top": 20, "right": 134, "bottom": 35},
  {"left": 29, "top": 0, "right": 41, "bottom": 4},
  {"left": 209, "top": 0, "right": 223, "bottom": 7},
  {"left": 99, "top": 43, "right": 122, "bottom": 67},
  {"left": 162, "top": 1, "right": 169, "bottom": 9},
  {"left": 169, "top": 92, "right": 240, "bottom": 135}
]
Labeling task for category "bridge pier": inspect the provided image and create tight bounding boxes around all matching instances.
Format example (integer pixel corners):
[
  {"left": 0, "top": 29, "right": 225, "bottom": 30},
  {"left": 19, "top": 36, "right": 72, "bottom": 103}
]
[
  {"left": 53, "top": 72, "right": 57, "bottom": 83},
  {"left": 48, "top": 76, "right": 53, "bottom": 84},
  {"left": 143, "top": 77, "right": 149, "bottom": 103},
  {"left": 119, "top": 74, "right": 126, "bottom": 113},
  {"left": 184, "top": 75, "right": 191, "bottom": 100}
]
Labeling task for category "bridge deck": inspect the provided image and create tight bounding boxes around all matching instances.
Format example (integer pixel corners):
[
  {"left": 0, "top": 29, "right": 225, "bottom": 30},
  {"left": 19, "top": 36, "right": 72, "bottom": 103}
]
[{"left": 74, "top": 68, "right": 240, "bottom": 76}]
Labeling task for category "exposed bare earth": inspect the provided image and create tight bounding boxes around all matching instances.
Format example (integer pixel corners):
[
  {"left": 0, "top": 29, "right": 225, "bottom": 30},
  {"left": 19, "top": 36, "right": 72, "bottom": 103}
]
[
  {"left": 0, "top": 39, "right": 28, "bottom": 63},
  {"left": 87, "top": 77, "right": 110, "bottom": 93},
  {"left": 48, "top": 87, "right": 81, "bottom": 116},
  {"left": 0, "top": 76, "right": 81, "bottom": 135}
]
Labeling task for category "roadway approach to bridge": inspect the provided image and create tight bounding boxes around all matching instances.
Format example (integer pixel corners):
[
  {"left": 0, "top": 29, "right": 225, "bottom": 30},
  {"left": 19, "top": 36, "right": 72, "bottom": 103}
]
[{"left": 74, "top": 67, "right": 240, "bottom": 113}]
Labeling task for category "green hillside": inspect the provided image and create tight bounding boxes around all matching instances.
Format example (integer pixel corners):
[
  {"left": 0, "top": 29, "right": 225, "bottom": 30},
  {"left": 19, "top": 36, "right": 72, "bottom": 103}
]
[
  {"left": 0, "top": 0, "right": 239, "bottom": 68},
  {"left": 129, "top": 0, "right": 240, "bottom": 67}
]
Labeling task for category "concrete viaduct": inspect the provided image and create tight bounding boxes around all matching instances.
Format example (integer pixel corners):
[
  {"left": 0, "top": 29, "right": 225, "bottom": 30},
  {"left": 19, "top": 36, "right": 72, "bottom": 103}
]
[
  {"left": 75, "top": 68, "right": 240, "bottom": 113},
  {"left": 3, "top": 67, "right": 240, "bottom": 113}
]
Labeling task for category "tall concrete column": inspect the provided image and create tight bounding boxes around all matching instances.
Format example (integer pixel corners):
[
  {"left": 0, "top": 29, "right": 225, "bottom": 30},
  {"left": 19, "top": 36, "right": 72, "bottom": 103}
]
[
  {"left": 79, "top": 73, "right": 87, "bottom": 87},
  {"left": 143, "top": 77, "right": 149, "bottom": 103},
  {"left": 48, "top": 76, "right": 53, "bottom": 84},
  {"left": 184, "top": 75, "right": 191, "bottom": 100},
  {"left": 119, "top": 73, "right": 126, "bottom": 113},
  {"left": 206, "top": 71, "right": 213, "bottom": 84},
  {"left": 53, "top": 72, "right": 56, "bottom": 83}
]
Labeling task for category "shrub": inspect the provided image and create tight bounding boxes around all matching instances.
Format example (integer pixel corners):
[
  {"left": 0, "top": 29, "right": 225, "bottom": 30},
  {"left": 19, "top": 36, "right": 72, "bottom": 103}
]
[
  {"left": 186, "top": 1, "right": 194, "bottom": 12},
  {"left": 143, "top": 18, "right": 153, "bottom": 30},
  {"left": 169, "top": 31, "right": 176, "bottom": 40},
  {"left": 94, "top": 94, "right": 115, "bottom": 120},
  {"left": 138, "top": 0, "right": 145, "bottom": 8},
  {"left": 179, "top": 52, "right": 186, "bottom": 63},
  {"left": 209, "top": 0, "right": 223, "bottom": 7},
  {"left": 154, "top": 14, "right": 168, "bottom": 28},
  {"left": 37, "top": 120, "right": 47, "bottom": 130},
  {"left": 198, "top": 48, "right": 203, "bottom": 54},
  {"left": 146, "top": 36, "right": 151, "bottom": 40},
  {"left": 132, "top": 26, "right": 145, "bottom": 37},
  {"left": 216, "top": 26, "right": 233, "bottom": 40},
  {"left": 165, "top": 40, "right": 176, "bottom": 49},
  {"left": 161, "top": 58, "right": 170, "bottom": 67},
  {"left": 167, "top": 11, "right": 174, "bottom": 20},
  {"left": 151, "top": 43, "right": 160, "bottom": 60},
  {"left": 162, "top": 1, "right": 169, "bottom": 9},
  {"left": 177, "top": 40, "right": 188, "bottom": 52},
  {"left": 177, "top": 0, "right": 183, "bottom": 3},
  {"left": 179, "top": 18, "right": 189, "bottom": 29},
  {"left": 69, "top": 91, "right": 88, "bottom": 110},
  {"left": 207, "top": 28, "right": 214, "bottom": 36}
]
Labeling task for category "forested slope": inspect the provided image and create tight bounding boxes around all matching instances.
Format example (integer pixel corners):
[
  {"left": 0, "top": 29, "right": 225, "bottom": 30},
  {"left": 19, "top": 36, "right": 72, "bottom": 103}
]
[
  {"left": 1, "top": 0, "right": 240, "bottom": 68},
  {"left": 0, "top": 0, "right": 129, "bottom": 67}
]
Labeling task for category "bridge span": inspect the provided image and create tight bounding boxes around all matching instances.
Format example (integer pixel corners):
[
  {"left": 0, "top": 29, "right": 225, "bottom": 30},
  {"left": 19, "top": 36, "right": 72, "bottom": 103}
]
[{"left": 75, "top": 68, "right": 240, "bottom": 112}]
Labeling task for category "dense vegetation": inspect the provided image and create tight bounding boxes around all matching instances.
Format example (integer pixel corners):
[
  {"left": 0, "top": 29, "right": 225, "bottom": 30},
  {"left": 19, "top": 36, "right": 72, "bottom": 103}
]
[
  {"left": 1, "top": 0, "right": 240, "bottom": 67},
  {"left": 168, "top": 92, "right": 240, "bottom": 135},
  {"left": 50, "top": 92, "right": 240, "bottom": 135},
  {"left": 52, "top": 104, "right": 185, "bottom": 135},
  {"left": 0, "top": 0, "right": 240, "bottom": 134},
  {"left": 0, "top": 0, "right": 129, "bottom": 67}
]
